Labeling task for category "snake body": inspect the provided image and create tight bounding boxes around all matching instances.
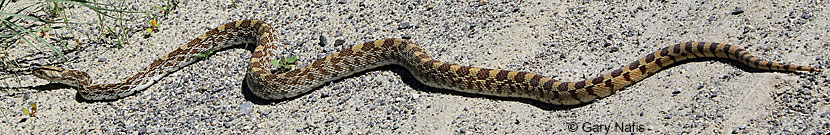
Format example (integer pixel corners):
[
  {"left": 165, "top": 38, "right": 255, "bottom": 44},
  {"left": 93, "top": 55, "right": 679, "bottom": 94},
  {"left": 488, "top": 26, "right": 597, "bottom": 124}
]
[{"left": 32, "top": 20, "right": 821, "bottom": 105}]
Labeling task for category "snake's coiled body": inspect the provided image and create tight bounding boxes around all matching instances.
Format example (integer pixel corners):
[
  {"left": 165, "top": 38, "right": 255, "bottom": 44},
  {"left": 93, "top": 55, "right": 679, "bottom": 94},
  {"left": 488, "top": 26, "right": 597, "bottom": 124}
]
[{"left": 32, "top": 20, "right": 821, "bottom": 105}]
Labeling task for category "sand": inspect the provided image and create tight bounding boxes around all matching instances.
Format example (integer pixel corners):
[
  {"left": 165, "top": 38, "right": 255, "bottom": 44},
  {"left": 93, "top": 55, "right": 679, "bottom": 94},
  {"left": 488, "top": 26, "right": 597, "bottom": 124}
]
[{"left": 1, "top": 0, "right": 828, "bottom": 134}]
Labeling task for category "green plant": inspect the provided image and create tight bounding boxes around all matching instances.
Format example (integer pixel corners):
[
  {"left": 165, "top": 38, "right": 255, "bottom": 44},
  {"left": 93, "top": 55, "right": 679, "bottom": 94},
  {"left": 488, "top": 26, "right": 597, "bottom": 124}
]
[
  {"left": 1, "top": 0, "right": 147, "bottom": 62},
  {"left": 145, "top": 0, "right": 178, "bottom": 35},
  {"left": 151, "top": 0, "right": 178, "bottom": 16},
  {"left": 230, "top": 0, "right": 239, "bottom": 8},
  {"left": 21, "top": 102, "right": 37, "bottom": 117},
  {"left": 193, "top": 47, "right": 216, "bottom": 58},
  {"left": 271, "top": 56, "right": 298, "bottom": 71},
  {"left": 1, "top": 9, "right": 69, "bottom": 61},
  {"left": 0, "top": 1, "right": 164, "bottom": 123},
  {"left": 144, "top": 19, "right": 159, "bottom": 34}
]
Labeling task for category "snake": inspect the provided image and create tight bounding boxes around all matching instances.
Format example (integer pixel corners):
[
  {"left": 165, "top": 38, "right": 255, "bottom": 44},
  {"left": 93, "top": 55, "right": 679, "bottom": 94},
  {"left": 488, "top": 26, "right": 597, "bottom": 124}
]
[{"left": 32, "top": 20, "right": 822, "bottom": 105}]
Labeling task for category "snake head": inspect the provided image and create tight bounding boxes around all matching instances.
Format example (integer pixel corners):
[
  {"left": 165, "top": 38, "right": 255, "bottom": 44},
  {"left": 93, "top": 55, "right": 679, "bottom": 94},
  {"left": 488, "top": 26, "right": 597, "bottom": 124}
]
[{"left": 32, "top": 66, "right": 90, "bottom": 88}]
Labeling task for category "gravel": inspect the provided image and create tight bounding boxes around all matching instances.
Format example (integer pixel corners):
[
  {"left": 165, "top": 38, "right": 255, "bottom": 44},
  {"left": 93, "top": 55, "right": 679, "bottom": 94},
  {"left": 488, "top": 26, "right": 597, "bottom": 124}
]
[{"left": 2, "top": 0, "right": 827, "bottom": 134}]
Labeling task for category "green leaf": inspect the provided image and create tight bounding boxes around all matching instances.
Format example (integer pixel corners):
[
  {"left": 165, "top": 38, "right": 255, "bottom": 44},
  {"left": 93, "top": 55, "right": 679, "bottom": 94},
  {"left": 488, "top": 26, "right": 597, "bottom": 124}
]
[
  {"left": 31, "top": 103, "right": 37, "bottom": 113},
  {"left": 278, "top": 56, "right": 286, "bottom": 64},
  {"left": 270, "top": 59, "right": 281, "bottom": 67},
  {"left": 22, "top": 107, "right": 30, "bottom": 116},
  {"left": 285, "top": 56, "right": 297, "bottom": 64},
  {"left": 193, "top": 48, "right": 215, "bottom": 58},
  {"left": 0, "top": 12, "right": 49, "bottom": 23},
  {"left": 144, "top": 28, "right": 154, "bottom": 34}
]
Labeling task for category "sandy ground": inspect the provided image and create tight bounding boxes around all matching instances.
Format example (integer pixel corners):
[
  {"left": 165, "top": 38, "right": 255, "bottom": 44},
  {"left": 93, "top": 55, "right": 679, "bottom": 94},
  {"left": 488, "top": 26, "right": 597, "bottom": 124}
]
[{"left": 1, "top": 0, "right": 828, "bottom": 134}]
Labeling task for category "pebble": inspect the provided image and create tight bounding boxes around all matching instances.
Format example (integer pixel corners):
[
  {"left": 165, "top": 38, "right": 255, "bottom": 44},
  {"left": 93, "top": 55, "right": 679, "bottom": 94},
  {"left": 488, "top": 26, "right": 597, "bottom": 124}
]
[
  {"left": 672, "top": 88, "right": 682, "bottom": 95},
  {"left": 239, "top": 101, "right": 254, "bottom": 115},
  {"left": 318, "top": 35, "right": 327, "bottom": 46},
  {"left": 709, "top": 90, "right": 718, "bottom": 97},
  {"left": 364, "top": 36, "right": 374, "bottom": 42},
  {"left": 731, "top": 8, "right": 744, "bottom": 15},
  {"left": 261, "top": 109, "right": 271, "bottom": 115},
  {"left": 606, "top": 46, "right": 619, "bottom": 52},
  {"left": 732, "top": 126, "right": 747, "bottom": 134},
  {"left": 821, "top": 112, "right": 830, "bottom": 118},
  {"left": 707, "top": 15, "right": 717, "bottom": 22},
  {"left": 398, "top": 22, "right": 412, "bottom": 29},
  {"left": 338, "top": 96, "right": 351, "bottom": 105},
  {"left": 138, "top": 127, "right": 148, "bottom": 134},
  {"left": 800, "top": 13, "right": 811, "bottom": 19}
]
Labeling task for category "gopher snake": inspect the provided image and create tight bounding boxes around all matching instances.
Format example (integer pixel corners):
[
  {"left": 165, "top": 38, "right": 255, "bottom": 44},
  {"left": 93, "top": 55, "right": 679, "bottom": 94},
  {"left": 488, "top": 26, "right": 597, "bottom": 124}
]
[{"left": 32, "top": 20, "right": 821, "bottom": 105}]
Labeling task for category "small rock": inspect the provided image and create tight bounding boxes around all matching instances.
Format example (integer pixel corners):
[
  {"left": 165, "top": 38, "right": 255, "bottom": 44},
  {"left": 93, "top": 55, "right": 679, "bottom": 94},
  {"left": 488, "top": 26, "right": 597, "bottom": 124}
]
[
  {"left": 261, "top": 109, "right": 271, "bottom": 115},
  {"left": 820, "top": 112, "right": 830, "bottom": 118},
  {"left": 672, "top": 88, "right": 682, "bottom": 95},
  {"left": 338, "top": 96, "right": 350, "bottom": 104},
  {"left": 800, "top": 13, "right": 812, "bottom": 19},
  {"left": 337, "top": 0, "right": 347, "bottom": 4},
  {"left": 731, "top": 126, "right": 747, "bottom": 134},
  {"left": 365, "top": 35, "right": 373, "bottom": 40},
  {"left": 334, "top": 39, "right": 345, "bottom": 46},
  {"left": 318, "top": 35, "right": 327, "bottom": 46},
  {"left": 402, "top": 34, "right": 412, "bottom": 39},
  {"left": 98, "top": 58, "right": 107, "bottom": 62},
  {"left": 138, "top": 127, "right": 148, "bottom": 134},
  {"left": 731, "top": 8, "right": 744, "bottom": 15},
  {"left": 664, "top": 114, "right": 672, "bottom": 119},
  {"left": 709, "top": 90, "right": 718, "bottom": 97},
  {"left": 606, "top": 46, "right": 619, "bottom": 52},
  {"left": 239, "top": 101, "right": 254, "bottom": 115},
  {"left": 707, "top": 15, "right": 717, "bottom": 22},
  {"left": 398, "top": 22, "right": 412, "bottom": 29}
]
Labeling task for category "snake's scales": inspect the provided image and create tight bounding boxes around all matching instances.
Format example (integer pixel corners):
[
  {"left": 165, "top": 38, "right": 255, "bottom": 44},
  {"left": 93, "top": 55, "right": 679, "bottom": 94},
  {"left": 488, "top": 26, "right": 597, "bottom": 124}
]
[{"left": 33, "top": 20, "right": 821, "bottom": 105}]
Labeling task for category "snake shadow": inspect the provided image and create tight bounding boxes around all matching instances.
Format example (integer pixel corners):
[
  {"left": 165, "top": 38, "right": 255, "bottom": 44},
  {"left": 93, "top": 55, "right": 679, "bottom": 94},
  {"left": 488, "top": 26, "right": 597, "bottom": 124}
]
[
  {"left": 12, "top": 82, "right": 108, "bottom": 103},
  {"left": 240, "top": 56, "right": 816, "bottom": 110},
  {"left": 2, "top": 83, "right": 67, "bottom": 97},
  {"left": 240, "top": 65, "right": 583, "bottom": 111}
]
